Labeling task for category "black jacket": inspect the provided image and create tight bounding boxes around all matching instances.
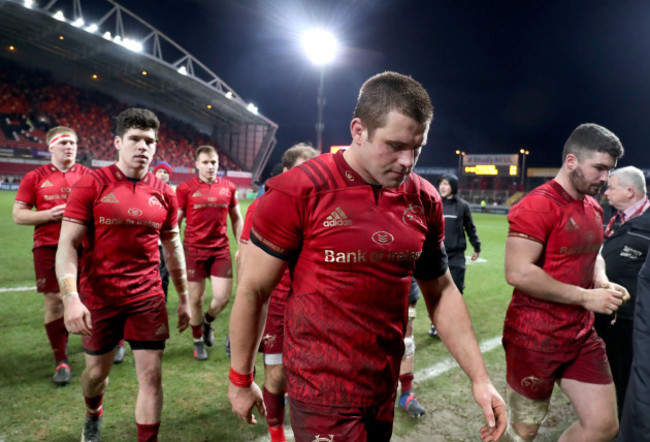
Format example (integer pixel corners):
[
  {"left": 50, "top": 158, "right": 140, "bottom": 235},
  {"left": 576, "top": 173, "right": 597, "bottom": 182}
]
[
  {"left": 602, "top": 208, "right": 650, "bottom": 320},
  {"left": 619, "top": 250, "right": 650, "bottom": 441},
  {"left": 441, "top": 196, "right": 481, "bottom": 254}
]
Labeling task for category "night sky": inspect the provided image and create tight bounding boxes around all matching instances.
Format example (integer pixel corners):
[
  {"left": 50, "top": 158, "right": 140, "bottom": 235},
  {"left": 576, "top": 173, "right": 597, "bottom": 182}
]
[{"left": 108, "top": 0, "right": 650, "bottom": 170}]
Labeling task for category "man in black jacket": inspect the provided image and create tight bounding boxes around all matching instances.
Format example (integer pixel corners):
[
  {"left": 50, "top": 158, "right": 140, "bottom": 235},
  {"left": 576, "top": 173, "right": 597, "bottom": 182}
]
[
  {"left": 429, "top": 173, "right": 481, "bottom": 336},
  {"left": 597, "top": 165, "right": 650, "bottom": 419}
]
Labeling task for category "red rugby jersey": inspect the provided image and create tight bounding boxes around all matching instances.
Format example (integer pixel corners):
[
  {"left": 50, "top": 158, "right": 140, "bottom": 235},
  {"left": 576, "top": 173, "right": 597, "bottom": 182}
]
[
  {"left": 176, "top": 176, "right": 238, "bottom": 251},
  {"left": 241, "top": 197, "right": 291, "bottom": 302},
  {"left": 503, "top": 179, "right": 603, "bottom": 353},
  {"left": 251, "top": 151, "right": 445, "bottom": 407},
  {"left": 15, "top": 163, "right": 91, "bottom": 248},
  {"left": 63, "top": 165, "right": 178, "bottom": 308}
]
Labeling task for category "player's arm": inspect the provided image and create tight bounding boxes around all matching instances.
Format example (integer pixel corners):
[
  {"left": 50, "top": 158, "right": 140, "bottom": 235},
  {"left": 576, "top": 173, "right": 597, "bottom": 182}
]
[
  {"left": 505, "top": 235, "right": 626, "bottom": 313},
  {"left": 229, "top": 204, "right": 244, "bottom": 244},
  {"left": 176, "top": 208, "right": 185, "bottom": 231},
  {"left": 228, "top": 241, "right": 287, "bottom": 425},
  {"left": 55, "top": 220, "right": 92, "bottom": 336},
  {"left": 418, "top": 272, "right": 506, "bottom": 441},
  {"left": 593, "top": 252, "right": 630, "bottom": 302},
  {"left": 12, "top": 201, "right": 66, "bottom": 226},
  {"left": 160, "top": 225, "right": 191, "bottom": 333}
]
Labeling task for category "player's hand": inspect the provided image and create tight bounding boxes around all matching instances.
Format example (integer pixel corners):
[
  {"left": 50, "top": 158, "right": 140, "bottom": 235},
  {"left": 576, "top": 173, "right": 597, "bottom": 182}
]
[
  {"left": 472, "top": 381, "right": 507, "bottom": 442},
  {"left": 581, "top": 286, "right": 625, "bottom": 314},
  {"left": 63, "top": 295, "right": 92, "bottom": 336},
  {"left": 228, "top": 382, "right": 266, "bottom": 424},
  {"left": 48, "top": 204, "right": 66, "bottom": 222},
  {"left": 600, "top": 281, "right": 631, "bottom": 303},
  {"left": 472, "top": 252, "right": 480, "bottom": 261},
  {"left": 176, "top": 294, "right": 191, "bottom": 333}
]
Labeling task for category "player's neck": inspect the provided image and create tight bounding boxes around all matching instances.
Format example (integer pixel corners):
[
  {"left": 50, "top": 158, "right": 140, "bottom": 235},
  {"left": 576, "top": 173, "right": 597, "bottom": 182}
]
[
  {"left": 52, "top": 159, "right": 74, "bottom": 172},
  {"left": 115, "top": 161, "right": 148, "bottom": 180},
  {"left": 199, "top": 175, "right": 216, "bottom": 184},
  {"left": 342, "top": 147, "right": 379, "bottom": 186},
  {"left": 554, "top": 172, "right": 584, "bottom": 200}
]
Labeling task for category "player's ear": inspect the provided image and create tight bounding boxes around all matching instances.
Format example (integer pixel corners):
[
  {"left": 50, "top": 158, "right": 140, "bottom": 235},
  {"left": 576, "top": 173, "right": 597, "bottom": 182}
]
[
  {"left": 114, "top": 135, "right": 122, "bottom": 151},
  {"left": 565, "top": 153, "right": 578, "bottom": 171},
  {"left": 350, "top": 118, "right": 366, "bottom": 145}
]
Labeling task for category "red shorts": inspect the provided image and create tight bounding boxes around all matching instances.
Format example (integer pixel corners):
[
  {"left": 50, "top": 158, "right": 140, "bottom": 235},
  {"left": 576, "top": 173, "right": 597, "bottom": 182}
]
[
  {"left": 259, "top": 290, "right": 288, "bottom": 355},
  {"left": 184, "top": 247, "right": 232, "bottom": 280},
  {"left": 82, "top": 295, "right": 168, "bottom": 355},
  {"left": 33, "top": 246, "right": 59, "bottom": 293},
  {"left": 505, "top": 329, "right": 612, "bottom": 401},
  {"left": 289, "top": 396, "right": 395, "bottom": 442}
]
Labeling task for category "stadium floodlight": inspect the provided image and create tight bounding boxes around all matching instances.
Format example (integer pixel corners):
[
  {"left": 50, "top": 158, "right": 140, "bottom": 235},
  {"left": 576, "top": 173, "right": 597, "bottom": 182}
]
[
  {"left": 24, "top": 0, "right": 34, "bottom": 9},
  {"left": 177, "top": 66, "right": 187, "bottom": 75},
  {"left": 301, "top": 28, "right": 338, "bottom": 153},
  {"left": 103, "top": 31, "right": 112, "bottom": 40},
  {"left": 72, "top": 18, "right": 84, "bottom": 28},
  {"left": 53, "top": 11, "right": 65, "bottom": 21},
  {"left": 301, "top": 29, "right": 338, "bottom": 66},
  {"left": 247, "top": 103, "right": 258, "bottom": 114},
  {"left": 122, "top": 38, "right": 143, "bottom": 53},
  {"left": 113, "top": 35, "right": 122, "bottom": 44},
  {"left": 85, "top": 23, "right": 98, "bottom": 33},
  {"left": 225, "top": 91, "right": 233, "bottom": 100}
]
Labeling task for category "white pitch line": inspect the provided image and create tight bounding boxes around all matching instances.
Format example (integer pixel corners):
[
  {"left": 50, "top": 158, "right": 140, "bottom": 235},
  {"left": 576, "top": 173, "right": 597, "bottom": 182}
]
[
  {"left": 0, "top": 286, "right": 36, "bottom": 293},
  {"left": 415, "top": 335, "right": 502, "bottom": 382}
]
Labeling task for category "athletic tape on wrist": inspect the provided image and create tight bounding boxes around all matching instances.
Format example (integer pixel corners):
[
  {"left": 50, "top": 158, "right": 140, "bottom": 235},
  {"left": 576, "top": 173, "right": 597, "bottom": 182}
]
[
  {"left": 229, "top": 367, "right": 254, "bottom": 387},
  {"left": 62, "top": 291, "right": 79, "bottom": 301}
]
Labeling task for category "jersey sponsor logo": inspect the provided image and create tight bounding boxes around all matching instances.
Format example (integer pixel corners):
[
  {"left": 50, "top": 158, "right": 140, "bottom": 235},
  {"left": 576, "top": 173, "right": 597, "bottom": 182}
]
[
  {"left": 312, "top": 436, "right": 335, "bottom": 442},
  {"left": 40, "top": 180, "right": 53, "bottom": 188},
  {"left": 564, "top": 217, "right": 579, "bottom": 230},
  {"left": 192, "top": 190, "right": 203, "bottom": 197},
  {"left": 98, "top": 216, "right": 162, "bottom": 229},
  {"left": 208, "top": 197, "right": 217, "bottom": 202},
  {"left": 101, "top": 192, "right": 119, "bottom": 203},
  {"left": 148, "top": 196, "right": 164, "bottom": 209},
  {"left": 371, "top": 231, "right": 395, "bottom": 245},
  {"left": 324, "top": 248, "right": 421, "bottom": 264},
  {"left": 402, "top": 204, "right": 425, "bottom": 228},
  {"left": 44, "top": 194, "right": 69, "bottom": 201},
  {"left": 128, "top": 208, "right": 143, "bottom": 217},
  {"left": 323, "top": 207, "right": 352, "bottom": 227}
]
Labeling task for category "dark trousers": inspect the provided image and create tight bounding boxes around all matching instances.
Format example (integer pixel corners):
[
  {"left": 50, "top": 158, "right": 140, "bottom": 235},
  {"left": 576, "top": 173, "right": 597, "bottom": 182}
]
[
  {"left": 448, "top": 251, "right": 466, "bottom": 294},
  {"left": 594, "top": 313, "right": 633, "bottom": 419}
]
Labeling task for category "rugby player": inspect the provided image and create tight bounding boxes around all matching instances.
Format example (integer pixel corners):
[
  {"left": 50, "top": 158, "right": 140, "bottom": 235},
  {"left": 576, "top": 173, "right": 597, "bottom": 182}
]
[
  {"left": 176, "top": 145, "right": 243, "bottom": 360},
  {"left": 13, "top": 126, "right": 91, "bottom": 386},
  {"left": 237, "top": 143, "right": 318, "bottom": 442},
  {"left": 228, "top": 71, "right": 506, "bottom": 442},
  {"left": 56, "top": 108, "right": 191, "bottom": 442},
  {"left": 503, "top": 123, "right": 628, "bottom": 441}
]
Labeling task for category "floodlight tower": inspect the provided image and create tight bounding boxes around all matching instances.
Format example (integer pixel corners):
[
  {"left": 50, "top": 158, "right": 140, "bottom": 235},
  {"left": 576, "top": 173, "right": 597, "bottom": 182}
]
[{"left": 302, "top": 29, "right": 338, "bottom": 153}]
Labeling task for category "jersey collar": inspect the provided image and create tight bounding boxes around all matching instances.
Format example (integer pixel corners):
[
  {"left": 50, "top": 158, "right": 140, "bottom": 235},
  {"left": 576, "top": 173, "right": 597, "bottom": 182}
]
[{"left": 110, "top": 164, "right": 153, "bottom": 184}]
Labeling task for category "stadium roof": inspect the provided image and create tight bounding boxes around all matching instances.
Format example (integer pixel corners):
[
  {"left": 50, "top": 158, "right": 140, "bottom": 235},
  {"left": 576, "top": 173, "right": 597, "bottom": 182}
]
[{"left": 0, "top": 0, "right": 278, "bottom": 181}]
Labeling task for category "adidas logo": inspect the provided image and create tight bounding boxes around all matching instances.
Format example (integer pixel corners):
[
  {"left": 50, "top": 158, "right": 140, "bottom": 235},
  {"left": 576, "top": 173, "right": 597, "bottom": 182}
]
[
  {"left": 40, "top": 180, "right": 53, "bottom": 188},
  {"left": 564, "top": 217, "right": 579, "bottom": 230},
  {"left": 323, "top": 207, "right": 353, "bottom": 227},
  {"left": 192, "top": 190, "right": 203, "bottom": 197},
  {"left": 100, "top": 192, "right": 119, "bottom": 203}
]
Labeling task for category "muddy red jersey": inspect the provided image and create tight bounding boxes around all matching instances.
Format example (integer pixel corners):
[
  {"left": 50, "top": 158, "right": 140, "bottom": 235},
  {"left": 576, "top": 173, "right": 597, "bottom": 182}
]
[
  {"left": 503, "top": 180, "right": 604, "bottom": 353},
  {"left": 241, "top": 198, "right": 291, "bottom": 301},
  {"left": 251, "top": 151, "right": 446, "bottom": 407},
  {"left": 63, "top": 165, "right": 178, "bottom": 309},
  {"left": 15, "top": 163, "right": 91, "bottom": 248},
  {"left": 176, "top": 177, "right": 238, "bottom": 251}
]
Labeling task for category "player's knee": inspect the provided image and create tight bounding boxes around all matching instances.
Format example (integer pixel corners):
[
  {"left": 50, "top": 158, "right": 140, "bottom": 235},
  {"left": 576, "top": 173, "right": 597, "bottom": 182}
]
[
  {"left": 502, "top": 423, "right": 537, "bottom": 441},
  {"left": 264, "top": 363, "right": 285, "bottom": 393},
  {"left": 587, "top": 414, "right": 618, "bottom": 440},
  {"left": 506, "top": 387, "right": 549, "bottom": 439},
  {"left": 403, "top": 336, "right": 415, "bottom": 357}
]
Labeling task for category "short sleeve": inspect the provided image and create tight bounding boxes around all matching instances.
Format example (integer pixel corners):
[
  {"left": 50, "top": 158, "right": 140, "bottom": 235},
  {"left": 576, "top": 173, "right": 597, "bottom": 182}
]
[
  {"left": 240, "top": 198, "right": 259, "bottom": 243},
  {"left": 414, "top": 178, "right": 449, "bottom": 280},
  {"left": 162, "top": 188, "right": 179, "bottom": 231},
  {"left": 507, "top": 195, "right": 556, "bottom": 244},
  {"left": 63, "top": 174, "right": 96, "bottom": 225},
  {"left": 250, "top": 189, "right": 303, "bottom": 260},
  {"left": 229, "top": 182, "right": 239, "bottom": 208},
  {"left": 176, "top": 183, "right": 188, "bottom": 212},
  {"left": 15, "top": 172, "right": 37, "bottom": 207}
]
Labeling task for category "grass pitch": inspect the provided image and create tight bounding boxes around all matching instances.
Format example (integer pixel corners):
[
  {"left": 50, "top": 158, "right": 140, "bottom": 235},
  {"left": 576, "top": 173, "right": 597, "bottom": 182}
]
[{"left": 0, "top": 191, "right": 576, "bottom": 441}]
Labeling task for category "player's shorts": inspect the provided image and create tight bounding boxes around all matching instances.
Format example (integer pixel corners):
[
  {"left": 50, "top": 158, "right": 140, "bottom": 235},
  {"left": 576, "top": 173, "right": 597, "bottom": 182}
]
[
  {"left": 289, "top": 395, "right": 395, "bottom": 442},
  {"left": 184, "top": 246, "right": 232, "bottom": 280},
  {"left": 259, "top": 289, "right": 288, "bottom": 356},
  {"left": 33, "top": 246, "right": 59, "bottom": 293},
  {"left": 82, "top": 295, "right": 168, "bottom": 355},
  {"left": 408, "top": 277, "right": 420, "bottom": 304},
  {"left": 504, "top": 329, "right": 612, "bottom": 401}
]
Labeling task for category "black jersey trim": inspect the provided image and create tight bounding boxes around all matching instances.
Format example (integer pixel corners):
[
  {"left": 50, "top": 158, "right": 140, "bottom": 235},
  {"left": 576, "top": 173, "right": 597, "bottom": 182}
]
[
  {"left": 250, "top": 230, "right": 291, "bottom": 261},
  {"left": 413, "top": 245, "right": 448, "bottom": 280}
]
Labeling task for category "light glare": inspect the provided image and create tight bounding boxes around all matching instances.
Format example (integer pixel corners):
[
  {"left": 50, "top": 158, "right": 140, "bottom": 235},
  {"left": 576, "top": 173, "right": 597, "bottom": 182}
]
[{"left": 302, "top": 29, "right": 337, "bottom": 65}]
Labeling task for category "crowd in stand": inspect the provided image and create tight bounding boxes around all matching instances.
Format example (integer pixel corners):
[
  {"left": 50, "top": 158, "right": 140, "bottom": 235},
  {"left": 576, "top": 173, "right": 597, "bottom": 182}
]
[{"left": 0, "top": 63, "right": 239, "bottom": 171}]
